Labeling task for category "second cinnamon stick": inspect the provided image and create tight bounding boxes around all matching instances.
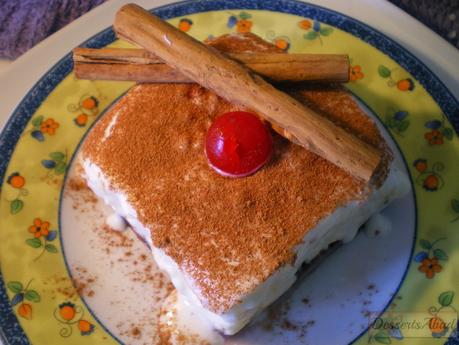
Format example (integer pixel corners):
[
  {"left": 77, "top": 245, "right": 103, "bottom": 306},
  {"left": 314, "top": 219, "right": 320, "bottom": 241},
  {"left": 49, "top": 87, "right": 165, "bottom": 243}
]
[{"left": 73, "top": 47, "right": 350, "bottom": 83}]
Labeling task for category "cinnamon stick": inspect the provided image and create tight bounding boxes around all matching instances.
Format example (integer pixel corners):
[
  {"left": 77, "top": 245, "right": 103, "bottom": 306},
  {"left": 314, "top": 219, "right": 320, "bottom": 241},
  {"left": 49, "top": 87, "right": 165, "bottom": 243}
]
[
  {"left": 73, "top": 47, "right": 350, "bottom": 83},
  {"left": 114, "top": 4, "right": 381, "bottom": 182}
]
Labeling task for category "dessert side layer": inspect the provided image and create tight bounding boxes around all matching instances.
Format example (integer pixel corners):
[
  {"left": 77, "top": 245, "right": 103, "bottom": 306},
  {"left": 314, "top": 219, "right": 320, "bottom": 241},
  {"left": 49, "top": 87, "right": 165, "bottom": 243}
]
[{"left": 82, "top": 157, "right": 408, "bottom": 334}]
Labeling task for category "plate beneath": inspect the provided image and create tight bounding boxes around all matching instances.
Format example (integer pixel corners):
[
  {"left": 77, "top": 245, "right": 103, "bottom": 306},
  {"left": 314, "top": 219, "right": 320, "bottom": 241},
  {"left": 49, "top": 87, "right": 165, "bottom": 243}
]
[{"left": 0, "top": 1, "right": 458, "bottom": 345}]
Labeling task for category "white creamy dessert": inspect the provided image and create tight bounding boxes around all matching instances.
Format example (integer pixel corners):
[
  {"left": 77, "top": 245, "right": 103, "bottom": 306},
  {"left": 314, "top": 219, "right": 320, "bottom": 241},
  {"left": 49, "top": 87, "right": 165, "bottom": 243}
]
[{"left": 79, "top": 33, "right": 411, "bottom": 336}]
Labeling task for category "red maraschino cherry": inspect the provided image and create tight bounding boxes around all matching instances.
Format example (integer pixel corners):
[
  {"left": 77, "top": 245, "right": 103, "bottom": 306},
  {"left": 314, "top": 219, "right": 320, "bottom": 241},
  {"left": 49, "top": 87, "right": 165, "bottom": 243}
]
[{"left": 205, "top": 111, "right": 273, "bottom": 178}]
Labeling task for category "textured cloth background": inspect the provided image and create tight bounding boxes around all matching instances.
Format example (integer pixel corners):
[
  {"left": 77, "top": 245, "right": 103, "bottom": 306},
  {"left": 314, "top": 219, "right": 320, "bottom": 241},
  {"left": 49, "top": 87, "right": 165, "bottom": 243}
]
[
  {"left": 0, "top": 0, "right": 457, "bottom": 59},
  {"left": 0, "top": 0, "right": 105, "bottom": 59},
  {"left": 389, "top": 0, "right": 459, "bottom": 49}
]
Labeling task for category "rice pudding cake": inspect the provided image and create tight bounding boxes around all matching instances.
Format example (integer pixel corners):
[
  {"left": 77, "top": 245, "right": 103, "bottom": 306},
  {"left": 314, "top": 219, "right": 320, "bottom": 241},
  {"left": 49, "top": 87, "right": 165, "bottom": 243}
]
[{"left": 81, "top": 33, "right": 410, "bottom": 335}]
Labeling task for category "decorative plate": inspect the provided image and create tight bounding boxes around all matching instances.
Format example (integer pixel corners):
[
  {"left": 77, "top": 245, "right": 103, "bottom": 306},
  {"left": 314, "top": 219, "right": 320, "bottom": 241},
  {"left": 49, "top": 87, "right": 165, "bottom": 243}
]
[{"left": 0, "top": 1, "right": 458, "bottom": 344}]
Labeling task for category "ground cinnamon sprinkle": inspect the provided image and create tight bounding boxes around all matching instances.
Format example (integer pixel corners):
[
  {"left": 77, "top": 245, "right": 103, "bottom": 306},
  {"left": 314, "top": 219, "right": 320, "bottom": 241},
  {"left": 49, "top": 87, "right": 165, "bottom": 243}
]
[
  {"left": 66, "top": 172, "right": 99, "bottom": 211},
  {"left": 132, "top": 327, "right": 141, "bottom": 337},
  {"left": 97, "top": 225, "right": 134, "bottom": 249},
  {"left": 117, "top": 322, "right": 143, "bottom": 341},
  {"left": 43, "top": 272, "right": 95, "bottom": 300},
  {"left": 67, "top": 176, "right": 87, "bottom": 192},
  {"left": 82, "top": 33, "right": 391, "bottom": 314},
  {"left": 72, "top": 265, "right": 97, "bottom": 298},
  {"left": 43, "top": 275, "right": 78, "bottom": 300}
]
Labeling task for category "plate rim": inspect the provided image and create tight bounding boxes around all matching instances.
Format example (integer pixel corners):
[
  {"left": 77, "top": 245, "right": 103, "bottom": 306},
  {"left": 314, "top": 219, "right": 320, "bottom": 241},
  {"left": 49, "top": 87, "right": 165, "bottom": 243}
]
[{"left": 0, "top": 0, "right": 457, "bottom": 344}]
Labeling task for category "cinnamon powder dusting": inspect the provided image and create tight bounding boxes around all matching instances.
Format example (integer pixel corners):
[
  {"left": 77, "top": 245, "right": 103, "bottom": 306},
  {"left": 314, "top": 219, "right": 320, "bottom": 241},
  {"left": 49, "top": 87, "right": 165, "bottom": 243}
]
[
  {"left": 81, "top": 33, "right": 391, "bottom": 314},
  {"left": 71, "top": 265, "right": 97, "bottom": 298}
]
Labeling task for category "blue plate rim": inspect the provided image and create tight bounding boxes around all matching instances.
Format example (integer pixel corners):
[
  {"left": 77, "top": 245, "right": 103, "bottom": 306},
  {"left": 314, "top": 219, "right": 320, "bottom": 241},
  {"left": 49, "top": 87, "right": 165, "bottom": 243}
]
[{"left": 0, "top": 0, "right": 457, "bottom": 344}]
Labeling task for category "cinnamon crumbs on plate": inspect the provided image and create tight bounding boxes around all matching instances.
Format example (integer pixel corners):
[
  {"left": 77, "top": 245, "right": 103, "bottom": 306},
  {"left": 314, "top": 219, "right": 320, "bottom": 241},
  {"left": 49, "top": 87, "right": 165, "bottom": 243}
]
[{"left": 82, "top": 33, "right": 391, "bottom": 314}]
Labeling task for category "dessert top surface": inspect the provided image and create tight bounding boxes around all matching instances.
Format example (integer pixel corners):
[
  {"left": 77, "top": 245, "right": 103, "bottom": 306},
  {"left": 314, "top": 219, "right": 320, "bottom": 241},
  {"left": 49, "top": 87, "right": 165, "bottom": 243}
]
[{"left": 82, "top": 33, "right": 390, "bottom": 313}]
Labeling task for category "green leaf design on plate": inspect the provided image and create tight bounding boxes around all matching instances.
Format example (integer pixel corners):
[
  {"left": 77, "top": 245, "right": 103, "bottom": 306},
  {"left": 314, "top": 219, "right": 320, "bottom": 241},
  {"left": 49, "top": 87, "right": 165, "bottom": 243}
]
[
  {"left": 26, "top": 238, "right": 42, "bottom": 248},
  {"left": 438, "top": 291, "right": 454, "bottom": 307},
  {"left": 442, "top": 127, "right": 453, "bottom": 140},
  {"left": 319, "top": 27, "right": 333, "bottom": 36},
  {"left": 45, "top": 244, "right": 58, "bottom": 253},
  {"left": 419, "top": 239, "right": 431, "bottom": 250},
  {"left": 49, "top": 152, "right": 65, "bottom": 162},
  {"left": 374, "top": 331, "right": 391, "bottom": 344},
  {"left": 452, "top": 199, "right": 459, "bottom": 213},
  {"left": 24, "top": 290, "right": 40, "bottom": 302},
  {"left": 239, "top": 11, "right": 251, "bottom": 20},
  {"left": 378, "top": 65, "right": 391, "bottom": 78},
  {"left": 10, "top": 199, "right": 23, "bottom": 214},
  {"left": 433, "top": 248, "right": 448, "bottom": 261},
  {"left": 31, "top": 115, "right": 44, "bottom": 128},
  {"left": 397, "top": 120, "right": 410, "bottom": 132},
  {"left": 55, "top": 161, "right": 67, "bottom": 175},
  {"left": 7, "top": 281, "right": 23, "bottom": 293},
  {"left": 385, "top": 114, "right": 394, "bottom": 127},
  {"left": 304, "top": 31, "right": 318, "bottom": 40}
]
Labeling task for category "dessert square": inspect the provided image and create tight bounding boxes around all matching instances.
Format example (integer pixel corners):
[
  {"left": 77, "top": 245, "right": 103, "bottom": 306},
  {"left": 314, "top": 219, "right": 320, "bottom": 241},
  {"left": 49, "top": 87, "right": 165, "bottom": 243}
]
[{"left": 81, "top": 33, "right": 409, "bottom": 334}]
